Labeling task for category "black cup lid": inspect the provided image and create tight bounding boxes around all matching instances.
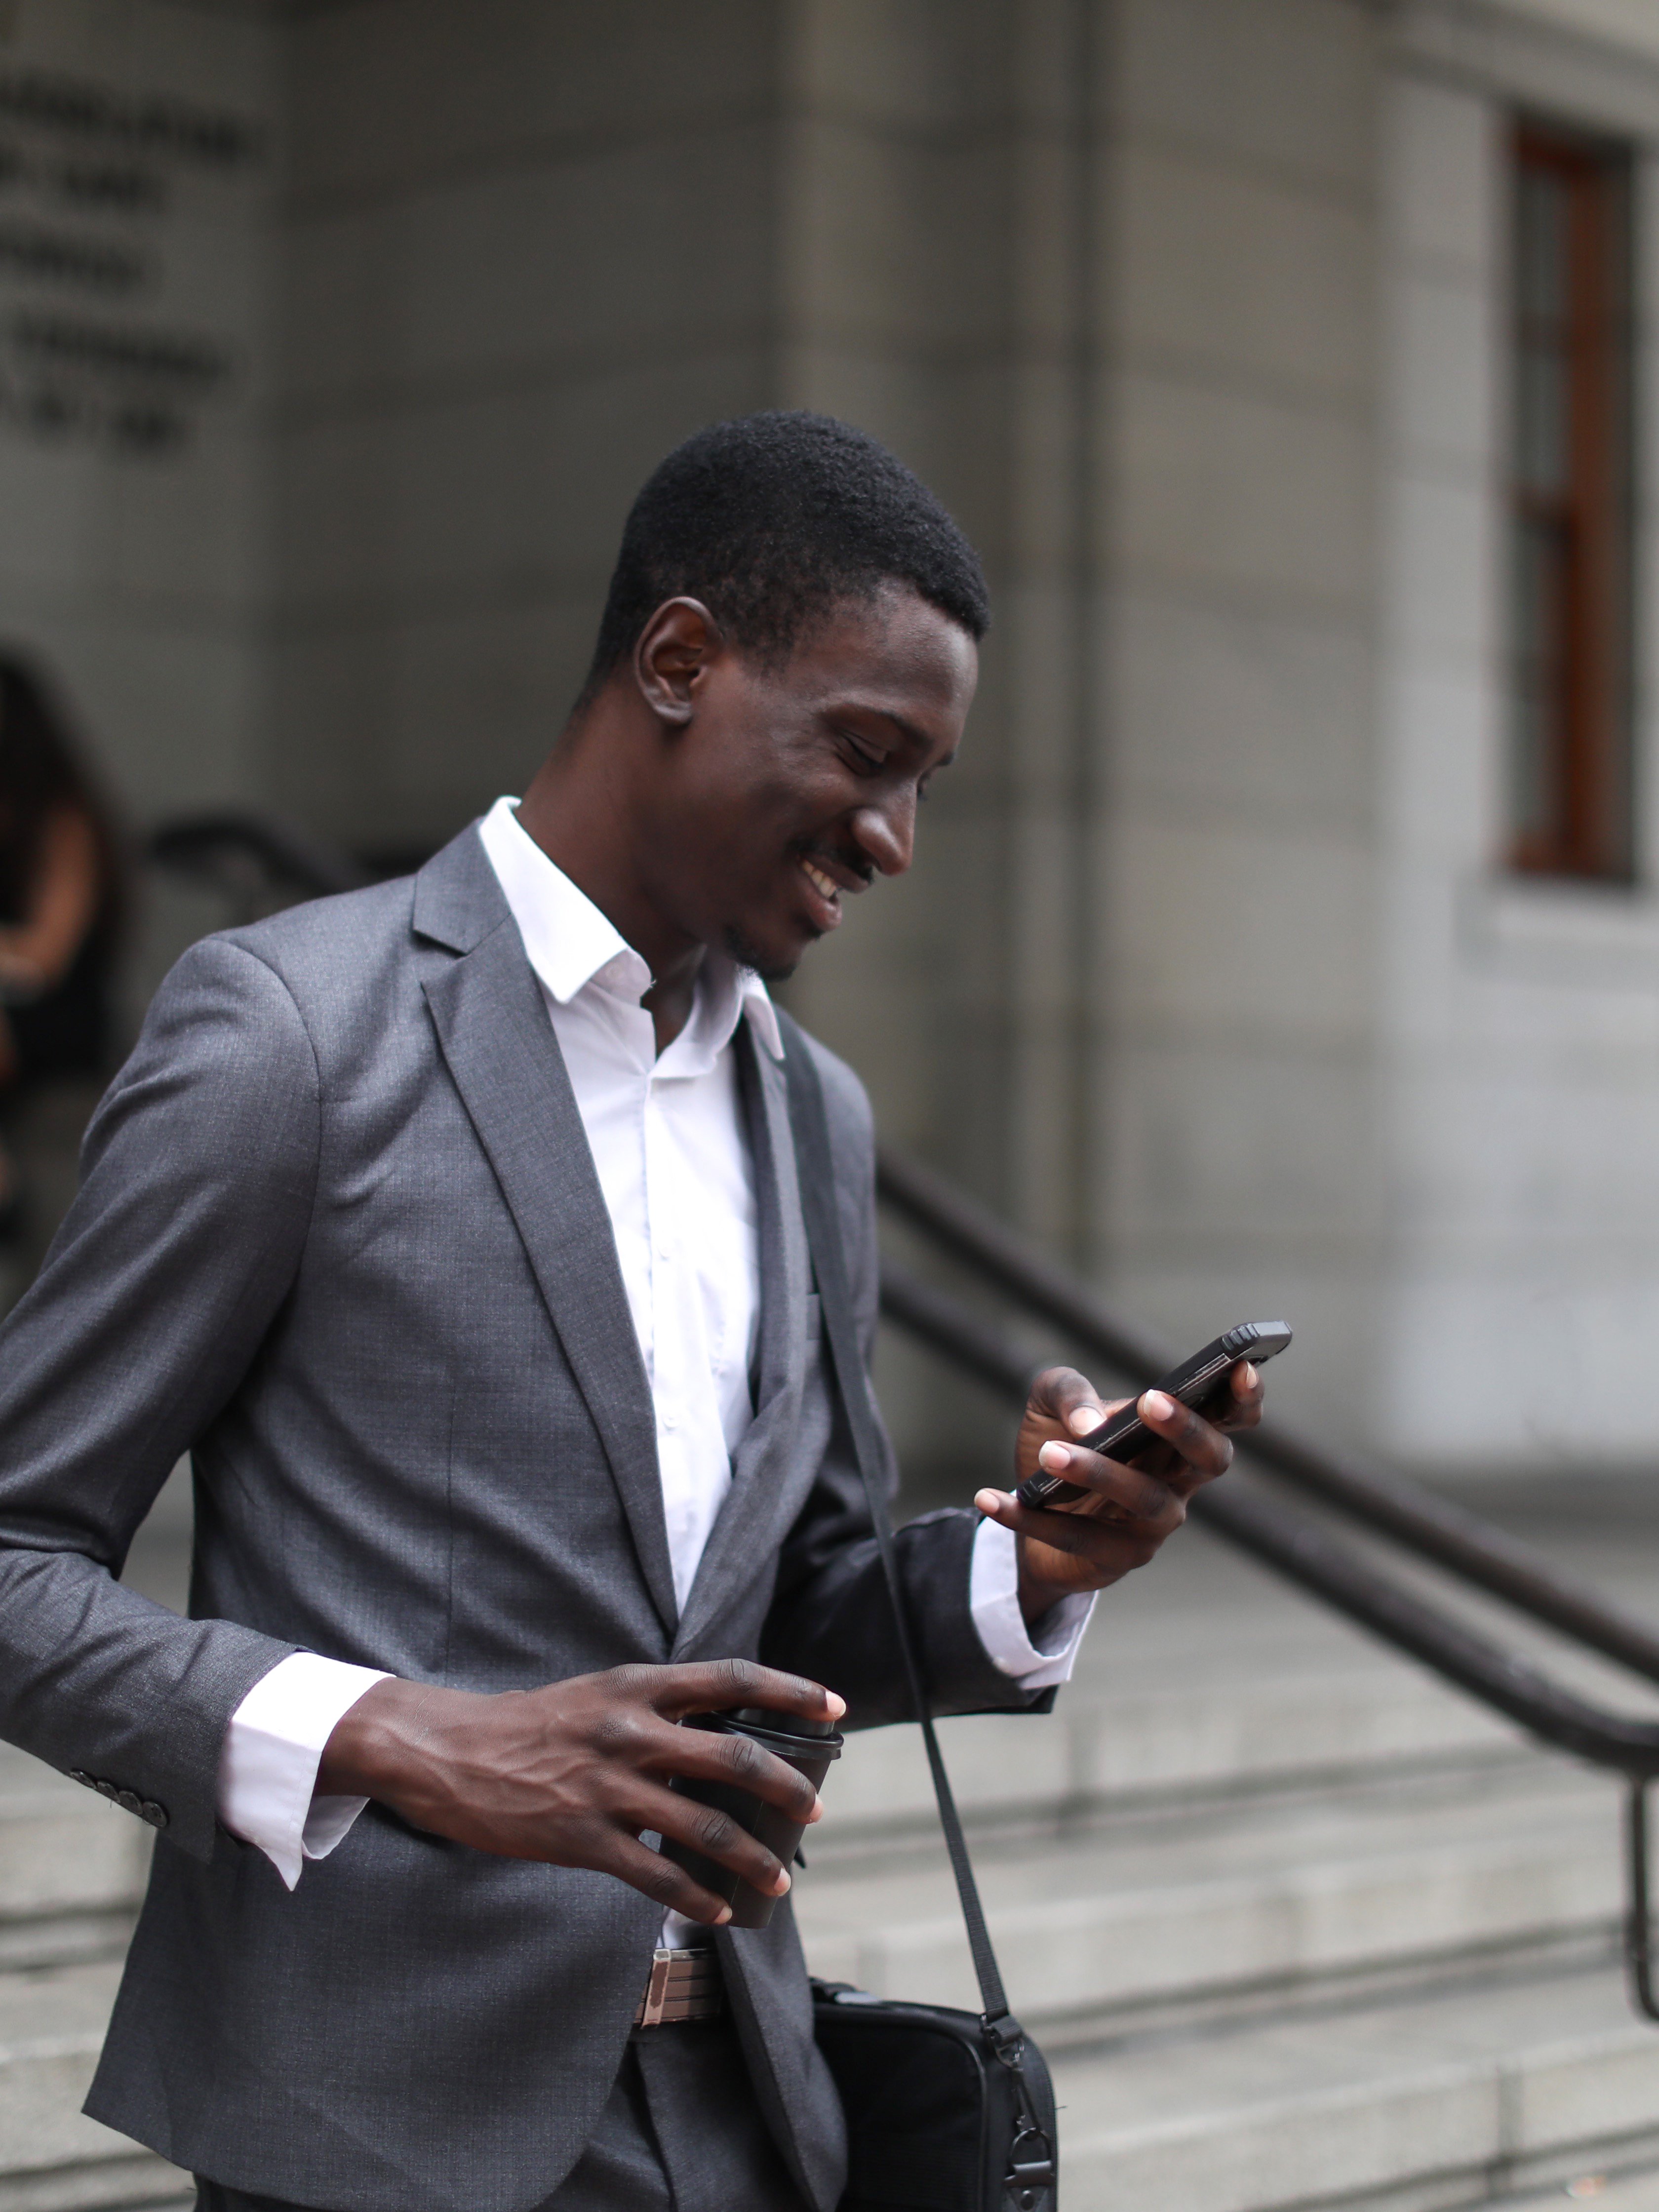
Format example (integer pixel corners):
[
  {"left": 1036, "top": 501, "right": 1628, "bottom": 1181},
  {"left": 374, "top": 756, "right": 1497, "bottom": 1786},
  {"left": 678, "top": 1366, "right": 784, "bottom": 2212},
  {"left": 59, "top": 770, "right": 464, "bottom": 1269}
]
[{"left": 732, "top": 1706, "right": 839, "bottom": 1739}]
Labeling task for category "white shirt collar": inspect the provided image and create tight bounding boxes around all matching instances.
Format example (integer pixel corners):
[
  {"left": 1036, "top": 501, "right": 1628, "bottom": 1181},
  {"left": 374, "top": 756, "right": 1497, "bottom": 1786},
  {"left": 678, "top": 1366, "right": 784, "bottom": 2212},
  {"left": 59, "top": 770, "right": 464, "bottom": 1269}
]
[{"left": 475, "top": 795, "right": 782, "bottom": 1062}]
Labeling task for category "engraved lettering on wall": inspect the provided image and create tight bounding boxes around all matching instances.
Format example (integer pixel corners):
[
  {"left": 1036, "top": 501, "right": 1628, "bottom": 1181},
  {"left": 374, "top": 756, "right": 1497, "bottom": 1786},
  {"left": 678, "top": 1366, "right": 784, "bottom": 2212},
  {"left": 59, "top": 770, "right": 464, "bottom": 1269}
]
[{"left": 0, "top": 65, "right": 259, "bottom": 457}]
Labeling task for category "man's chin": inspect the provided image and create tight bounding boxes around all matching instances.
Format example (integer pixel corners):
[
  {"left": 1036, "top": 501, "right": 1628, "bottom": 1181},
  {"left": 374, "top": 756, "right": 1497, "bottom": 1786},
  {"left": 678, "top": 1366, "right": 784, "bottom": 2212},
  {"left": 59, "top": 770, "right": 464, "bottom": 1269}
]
[{"left": 722, "top": 922, "right": 801, "bottom": 985}]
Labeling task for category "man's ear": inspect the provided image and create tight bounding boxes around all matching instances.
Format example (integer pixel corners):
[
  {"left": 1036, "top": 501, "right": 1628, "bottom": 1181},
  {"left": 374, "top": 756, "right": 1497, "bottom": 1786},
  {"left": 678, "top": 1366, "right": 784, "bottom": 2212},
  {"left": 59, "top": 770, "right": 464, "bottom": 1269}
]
[{"left": 634, "top": 598, "right": 722, "bottom": 728}]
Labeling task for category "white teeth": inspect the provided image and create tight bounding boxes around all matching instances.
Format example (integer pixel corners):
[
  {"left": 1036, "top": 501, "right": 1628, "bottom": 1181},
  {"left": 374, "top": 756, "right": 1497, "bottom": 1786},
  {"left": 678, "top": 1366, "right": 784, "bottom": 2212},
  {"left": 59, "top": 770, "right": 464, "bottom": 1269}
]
[{"left": 802, "top": 862, "right": 838, "bottom": 902}]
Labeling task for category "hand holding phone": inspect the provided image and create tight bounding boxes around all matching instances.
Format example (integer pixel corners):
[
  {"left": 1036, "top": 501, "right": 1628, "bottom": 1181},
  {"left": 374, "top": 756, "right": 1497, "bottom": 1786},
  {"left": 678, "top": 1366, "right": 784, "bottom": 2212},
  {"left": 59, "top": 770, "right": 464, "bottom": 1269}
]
[{"left": 1015, "top": 1320, "right": 1292, "bottom": 1510}]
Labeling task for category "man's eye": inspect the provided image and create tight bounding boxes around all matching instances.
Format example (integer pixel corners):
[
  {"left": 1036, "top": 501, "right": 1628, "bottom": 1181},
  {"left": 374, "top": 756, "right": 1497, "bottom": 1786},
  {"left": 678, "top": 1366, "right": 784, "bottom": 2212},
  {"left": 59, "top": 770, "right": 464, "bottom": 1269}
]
[{"left": 836, "top": 731, "right": 886, "bottom": 775}]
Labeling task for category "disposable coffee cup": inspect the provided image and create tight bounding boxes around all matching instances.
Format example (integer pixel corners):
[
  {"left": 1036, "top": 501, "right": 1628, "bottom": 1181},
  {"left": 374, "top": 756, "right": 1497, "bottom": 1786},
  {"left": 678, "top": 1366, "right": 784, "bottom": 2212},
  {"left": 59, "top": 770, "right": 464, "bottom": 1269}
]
[{"left": 662, "top": 1706, "right": 843, "bottom": 1929}]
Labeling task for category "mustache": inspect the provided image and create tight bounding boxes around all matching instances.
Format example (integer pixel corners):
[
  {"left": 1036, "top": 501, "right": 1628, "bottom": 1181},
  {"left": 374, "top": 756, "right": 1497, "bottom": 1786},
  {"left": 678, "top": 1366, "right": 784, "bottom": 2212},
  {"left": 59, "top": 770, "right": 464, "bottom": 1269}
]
[{"left": 791, "top": 838, "right": 874, "bottom": 888}]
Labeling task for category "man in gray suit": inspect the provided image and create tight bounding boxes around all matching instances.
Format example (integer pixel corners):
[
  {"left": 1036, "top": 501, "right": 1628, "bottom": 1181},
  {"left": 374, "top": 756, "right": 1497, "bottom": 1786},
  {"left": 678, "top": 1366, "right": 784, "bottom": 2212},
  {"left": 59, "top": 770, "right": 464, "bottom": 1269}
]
[{"left": 0, "top": 414, "right": 1261, "bottom": 2212}]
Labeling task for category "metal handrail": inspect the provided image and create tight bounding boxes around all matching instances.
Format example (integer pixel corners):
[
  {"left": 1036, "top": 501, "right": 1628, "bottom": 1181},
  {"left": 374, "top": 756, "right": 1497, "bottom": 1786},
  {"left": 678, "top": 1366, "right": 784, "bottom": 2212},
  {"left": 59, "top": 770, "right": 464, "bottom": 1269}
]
[
  {"left": 147, "top": 812, "right": 365, "bottom": 907},
  {"left": 880, "top": 1258, "right": 1659, "bottom": 1771},
  {"left": 876, "top": 1230, "right": 1659, "bottom": 2024},
  {"left": 878, "top": 1145, "right": 1659, "bottom": 1688}
]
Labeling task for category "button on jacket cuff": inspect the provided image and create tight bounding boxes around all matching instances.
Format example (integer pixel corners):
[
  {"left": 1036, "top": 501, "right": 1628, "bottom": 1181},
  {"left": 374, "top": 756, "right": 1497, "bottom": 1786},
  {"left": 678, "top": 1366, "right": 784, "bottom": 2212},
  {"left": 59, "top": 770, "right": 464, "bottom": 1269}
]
[
  {"left": 217, "top": 1654, "right": 392, "bottom": 1890},
  {"left": 968, "top": 1515, "right": 1095, "bottom": 1689},
  {"left": 67, "top": 1770, "right": 169, "bottom": 1828}
]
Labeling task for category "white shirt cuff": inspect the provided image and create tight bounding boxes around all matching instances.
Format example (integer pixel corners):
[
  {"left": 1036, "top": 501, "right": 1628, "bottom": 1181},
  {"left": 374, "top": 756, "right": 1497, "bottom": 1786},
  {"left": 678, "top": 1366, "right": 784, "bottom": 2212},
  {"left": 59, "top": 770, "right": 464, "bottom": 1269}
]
[
  {"left": 969, "top": 1514, "right": 1095, "bottom": 1689},
  {"left": 216, "top": 1653, "right": 392, "bottom": 1891}
]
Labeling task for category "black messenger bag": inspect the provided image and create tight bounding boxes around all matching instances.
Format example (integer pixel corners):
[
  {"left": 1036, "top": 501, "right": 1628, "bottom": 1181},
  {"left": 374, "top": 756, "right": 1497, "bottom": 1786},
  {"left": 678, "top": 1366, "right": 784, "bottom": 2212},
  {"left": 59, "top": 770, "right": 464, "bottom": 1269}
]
[{"left": 779, "top": 1015, "right": 1059, "bottom": 2212}]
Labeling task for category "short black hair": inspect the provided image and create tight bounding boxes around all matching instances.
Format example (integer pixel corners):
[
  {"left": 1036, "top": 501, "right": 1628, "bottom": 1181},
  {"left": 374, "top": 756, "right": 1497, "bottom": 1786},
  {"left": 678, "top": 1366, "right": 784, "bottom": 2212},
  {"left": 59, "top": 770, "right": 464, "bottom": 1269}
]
[{"left": 579, "top": 411, "right": 989, "bottom": 704}]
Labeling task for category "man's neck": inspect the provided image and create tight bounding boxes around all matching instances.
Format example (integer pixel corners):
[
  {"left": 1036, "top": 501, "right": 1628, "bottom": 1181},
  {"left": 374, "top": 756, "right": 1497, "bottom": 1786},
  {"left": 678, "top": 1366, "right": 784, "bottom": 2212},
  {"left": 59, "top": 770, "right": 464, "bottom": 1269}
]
[
  {"left": 638, "top": 960, "right": 703, "bottom": 1057},
  {"left": 514, "top": 731, "right": 705, "bottom": 1054}
]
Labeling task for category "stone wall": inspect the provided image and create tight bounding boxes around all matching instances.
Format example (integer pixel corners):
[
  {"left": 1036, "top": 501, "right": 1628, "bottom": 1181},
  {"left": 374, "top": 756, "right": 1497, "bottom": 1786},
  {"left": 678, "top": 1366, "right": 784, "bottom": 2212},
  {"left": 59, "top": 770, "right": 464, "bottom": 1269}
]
[
  {"left": 1376, "top": 7, "right": 1659, "bottom": 1473},
  {"left": 270, "top": 1, "right": 1098, "bottom": 1239},
  {"left": 1086, "top": 0, "right": 1386, "bottom": 1445},
  {"left": 9, "top": 0, "right": 1659, "bottom": 1477},
  {"left": 269, "top": 0, "right": 786, "bottom": 859},
  {"left": 267, "top": 0, "right": 1107, "bottom": 1480},
  {"left": 0, "top": 0, "right": 275, "bottom": 1012}
]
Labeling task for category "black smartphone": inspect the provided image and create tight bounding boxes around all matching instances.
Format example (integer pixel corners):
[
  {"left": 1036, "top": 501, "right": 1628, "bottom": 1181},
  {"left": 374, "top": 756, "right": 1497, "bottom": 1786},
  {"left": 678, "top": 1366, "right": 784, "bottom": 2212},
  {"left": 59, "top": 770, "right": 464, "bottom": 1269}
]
[{"left": 1015, "top": 1320, "right": 1293, "bottom": 1510}]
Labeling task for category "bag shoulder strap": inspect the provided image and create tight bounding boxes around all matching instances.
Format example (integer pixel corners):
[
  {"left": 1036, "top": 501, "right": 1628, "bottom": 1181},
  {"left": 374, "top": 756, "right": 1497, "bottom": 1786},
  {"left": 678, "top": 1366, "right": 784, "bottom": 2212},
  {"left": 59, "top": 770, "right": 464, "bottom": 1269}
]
[{"left": 776, "top": 1010, "right": 1018, "bottom": 2035}]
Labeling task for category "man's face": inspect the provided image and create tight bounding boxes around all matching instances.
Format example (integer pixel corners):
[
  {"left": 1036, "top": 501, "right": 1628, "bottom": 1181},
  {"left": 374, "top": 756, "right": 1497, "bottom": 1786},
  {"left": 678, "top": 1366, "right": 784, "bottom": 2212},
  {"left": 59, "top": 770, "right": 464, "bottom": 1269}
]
[{"left": 644, "top": 583, "right": 979, "bottom": 981}]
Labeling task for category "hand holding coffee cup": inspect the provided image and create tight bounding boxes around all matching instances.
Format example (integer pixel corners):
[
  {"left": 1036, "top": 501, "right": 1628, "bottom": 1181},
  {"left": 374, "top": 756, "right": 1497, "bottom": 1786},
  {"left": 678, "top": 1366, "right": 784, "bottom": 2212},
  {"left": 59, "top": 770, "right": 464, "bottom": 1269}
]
[{"left": 661, "top": 1706, "right": 844, "bottom": 1928}]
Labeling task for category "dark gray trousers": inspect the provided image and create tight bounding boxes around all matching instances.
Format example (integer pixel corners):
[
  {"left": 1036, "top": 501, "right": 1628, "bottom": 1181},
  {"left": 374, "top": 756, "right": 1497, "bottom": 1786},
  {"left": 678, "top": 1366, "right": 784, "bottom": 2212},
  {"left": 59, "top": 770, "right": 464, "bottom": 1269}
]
[{"left": 193, "top": 2022, "right": 809, "bottom": 2212}]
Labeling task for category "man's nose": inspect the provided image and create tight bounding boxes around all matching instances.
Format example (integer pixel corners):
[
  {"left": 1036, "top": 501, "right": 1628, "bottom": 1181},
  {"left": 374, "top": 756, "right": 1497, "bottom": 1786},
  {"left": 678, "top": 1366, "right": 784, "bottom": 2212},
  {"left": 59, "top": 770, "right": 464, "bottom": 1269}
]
[{"left": 849, "top": 791, "right": 915, "bottom": 878}]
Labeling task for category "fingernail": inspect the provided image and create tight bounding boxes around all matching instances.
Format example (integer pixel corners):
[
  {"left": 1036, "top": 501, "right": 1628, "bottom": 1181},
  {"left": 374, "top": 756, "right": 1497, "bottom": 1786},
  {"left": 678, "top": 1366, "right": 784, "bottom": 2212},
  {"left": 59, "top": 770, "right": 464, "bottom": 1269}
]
[
  {"left": 774, "top": 1869, "right": 792, "bottom": 1895},
  {"left": 1240, "top": 1363, "right": 1258, "bottom": 1389},
  {"left": 1069, "top": 1405, "right": 1103, "bottom": 1434},
  {"left": 715, "top": 1905, "right": 733, "bottom": 1925},
  {"left": 1144, "top": 1390, "right": 1175, "bottom": 1421},
  {"left": 973, "top": 1488, "right": 1003, "bottom": 1514},
  {"left": 825, "top": 1692, "right": 846, "bottom": 1719},
  {"left": 808, "top": 1798, "right": 824, "bottom": 1822},
  {"left": 1038, "top": 1440, "right": 1070, "bottom": 1470}
]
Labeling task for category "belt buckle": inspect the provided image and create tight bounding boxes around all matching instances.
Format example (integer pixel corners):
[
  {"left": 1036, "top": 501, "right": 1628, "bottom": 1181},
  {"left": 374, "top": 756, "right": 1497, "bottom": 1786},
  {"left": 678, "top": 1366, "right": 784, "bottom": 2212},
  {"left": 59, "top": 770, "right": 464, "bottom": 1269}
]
[{"left": 634, "top": 1946, "right": 722, "bottom": 2027}]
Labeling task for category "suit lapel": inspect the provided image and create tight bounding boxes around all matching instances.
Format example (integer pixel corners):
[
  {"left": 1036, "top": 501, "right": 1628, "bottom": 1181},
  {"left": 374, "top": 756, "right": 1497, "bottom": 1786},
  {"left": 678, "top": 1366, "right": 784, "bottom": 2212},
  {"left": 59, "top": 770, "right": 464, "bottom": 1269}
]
[
  {"left": 417, "top": 847, "right": 677, "bottom": 1639},
  {"left": 740, "top": 1020, "right": 801, "bottom": 1424},
  {"left": 672, "top": 1019, "right": 812, "bottom": 1657}
]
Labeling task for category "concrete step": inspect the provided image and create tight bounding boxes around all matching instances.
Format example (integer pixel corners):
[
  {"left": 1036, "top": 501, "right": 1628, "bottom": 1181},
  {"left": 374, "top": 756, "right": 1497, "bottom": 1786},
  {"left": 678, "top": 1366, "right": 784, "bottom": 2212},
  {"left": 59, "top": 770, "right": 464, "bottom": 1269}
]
[
  {"left": 821, "top": 1520, "right": 1541, "bottom": 1841},
  {"left": 0, "top": 1598, "right": 1529, "bottom": 1976},
  {"left": 1489, "top": 2165, "right": 1659, "bottom": 2207},
  {"left": 827, "top": 1658, "right": 1520, "bottom": 1843},
  {"left": 0, "top": 1964, "right": 187, "bottom": 2212},
  {"left": 0, "top": 1517, "right": 1641, "bottom": 2209},
  {"left": 0, "top": 1905, "right": 1643, "bottom": 2212},
  {"left": 797, "top": 1761, "right": 1623, "bottom": 2031},
  {"left": 0, "top": 1756, "right": 147, "bottom": 1973},
  {"left": 1053, "top": 1965, "right": 1659, "bottom": 2212}
]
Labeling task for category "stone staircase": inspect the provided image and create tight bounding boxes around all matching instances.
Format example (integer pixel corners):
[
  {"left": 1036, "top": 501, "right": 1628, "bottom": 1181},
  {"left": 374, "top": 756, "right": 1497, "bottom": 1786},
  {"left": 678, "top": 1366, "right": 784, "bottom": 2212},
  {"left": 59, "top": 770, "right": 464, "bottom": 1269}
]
[
  {"left": 0, "top": 1470, "right": 193, "bottom": 2212},
  {"left": 790, "top": 1516, "right": 1659, "bottom": 2212},
  {"left": 3, "top": 1512, "right": 1659, "bottom": 2211},
  {"left": 0, "top": 1748, "right": 183, "bottom": 2211}
]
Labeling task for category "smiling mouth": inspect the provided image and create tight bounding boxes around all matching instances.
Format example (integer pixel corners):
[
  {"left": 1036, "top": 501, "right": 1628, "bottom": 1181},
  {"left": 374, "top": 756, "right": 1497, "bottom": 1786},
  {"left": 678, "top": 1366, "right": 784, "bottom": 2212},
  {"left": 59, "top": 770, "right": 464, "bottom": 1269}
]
[
  {"left": 795, "top": 846, "right": 874, "bottom": 936},
  {"left": 801, "top": 859, "right": 840, "bottom": 906}
]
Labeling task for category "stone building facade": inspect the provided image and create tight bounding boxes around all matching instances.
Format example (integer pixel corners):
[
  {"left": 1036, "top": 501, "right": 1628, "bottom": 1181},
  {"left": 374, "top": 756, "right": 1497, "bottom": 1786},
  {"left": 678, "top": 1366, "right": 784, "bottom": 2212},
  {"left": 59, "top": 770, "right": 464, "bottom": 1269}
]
[{"left": 3, "top": 0, "right": 1659, "bottom": 1480}]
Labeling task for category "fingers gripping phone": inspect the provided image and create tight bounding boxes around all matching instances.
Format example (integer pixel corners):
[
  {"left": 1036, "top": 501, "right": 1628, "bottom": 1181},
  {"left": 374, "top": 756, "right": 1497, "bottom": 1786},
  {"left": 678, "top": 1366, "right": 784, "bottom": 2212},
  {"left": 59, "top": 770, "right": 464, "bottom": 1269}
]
[{"left": 1015, "top": 1320, "right": 1293, "bottom": 1510}]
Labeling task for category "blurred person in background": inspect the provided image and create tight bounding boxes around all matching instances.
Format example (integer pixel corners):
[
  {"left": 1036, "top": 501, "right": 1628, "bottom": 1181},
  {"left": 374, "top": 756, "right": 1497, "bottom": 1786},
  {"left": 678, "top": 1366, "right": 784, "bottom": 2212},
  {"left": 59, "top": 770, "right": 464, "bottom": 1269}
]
[{"left": 0, "top": 654, "right": 125, "bottom": 1239}]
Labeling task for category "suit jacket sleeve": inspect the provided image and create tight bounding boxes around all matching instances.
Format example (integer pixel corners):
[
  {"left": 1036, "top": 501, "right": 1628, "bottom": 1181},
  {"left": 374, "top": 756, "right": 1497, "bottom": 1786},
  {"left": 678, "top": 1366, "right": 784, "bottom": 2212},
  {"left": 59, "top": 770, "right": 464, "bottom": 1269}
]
[
  {"left": 0, "top": 936, "right": 316, "bottom": 1860},
  {"left": 758, "top": 1040, "right": 1052, "bottom": 1730}
]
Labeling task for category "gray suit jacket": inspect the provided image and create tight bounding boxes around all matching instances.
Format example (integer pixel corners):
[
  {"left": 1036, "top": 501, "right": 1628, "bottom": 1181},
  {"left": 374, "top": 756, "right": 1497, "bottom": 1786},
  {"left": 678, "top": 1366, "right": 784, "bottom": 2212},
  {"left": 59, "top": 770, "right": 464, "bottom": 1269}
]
[{"left": 0, "top": 828, "right": 1042, "bottom": 2212}]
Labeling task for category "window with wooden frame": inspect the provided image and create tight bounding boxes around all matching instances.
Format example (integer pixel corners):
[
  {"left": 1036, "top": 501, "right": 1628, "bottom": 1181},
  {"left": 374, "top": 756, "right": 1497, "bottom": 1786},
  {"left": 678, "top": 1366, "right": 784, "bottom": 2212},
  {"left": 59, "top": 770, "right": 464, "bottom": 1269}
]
[{"left": 1507, "top": 119, "right": 1635, "bottom": 881}]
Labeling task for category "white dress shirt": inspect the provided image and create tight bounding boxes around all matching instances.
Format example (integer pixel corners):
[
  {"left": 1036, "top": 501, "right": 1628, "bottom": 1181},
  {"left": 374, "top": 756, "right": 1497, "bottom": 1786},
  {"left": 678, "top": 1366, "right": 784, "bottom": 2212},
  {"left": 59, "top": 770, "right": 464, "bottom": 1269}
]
[{"left": 216, "top": 798, "right": 1093, "bottom": 1888}]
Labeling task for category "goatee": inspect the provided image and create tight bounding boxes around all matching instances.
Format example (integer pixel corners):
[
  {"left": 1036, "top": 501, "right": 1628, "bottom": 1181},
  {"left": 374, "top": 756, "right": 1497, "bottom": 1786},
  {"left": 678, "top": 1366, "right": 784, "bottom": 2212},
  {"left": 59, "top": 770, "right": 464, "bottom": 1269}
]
[{"left": 723, "top": 924, "right": 798, "bottom": 985}]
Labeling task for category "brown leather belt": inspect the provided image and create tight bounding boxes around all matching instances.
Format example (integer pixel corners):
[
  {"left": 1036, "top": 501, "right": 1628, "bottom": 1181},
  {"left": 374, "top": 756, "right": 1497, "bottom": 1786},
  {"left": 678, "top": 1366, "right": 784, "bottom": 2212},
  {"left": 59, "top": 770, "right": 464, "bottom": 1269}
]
[{"left": 633, "top": 1946, "right": 723, "bottom": 2028}]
